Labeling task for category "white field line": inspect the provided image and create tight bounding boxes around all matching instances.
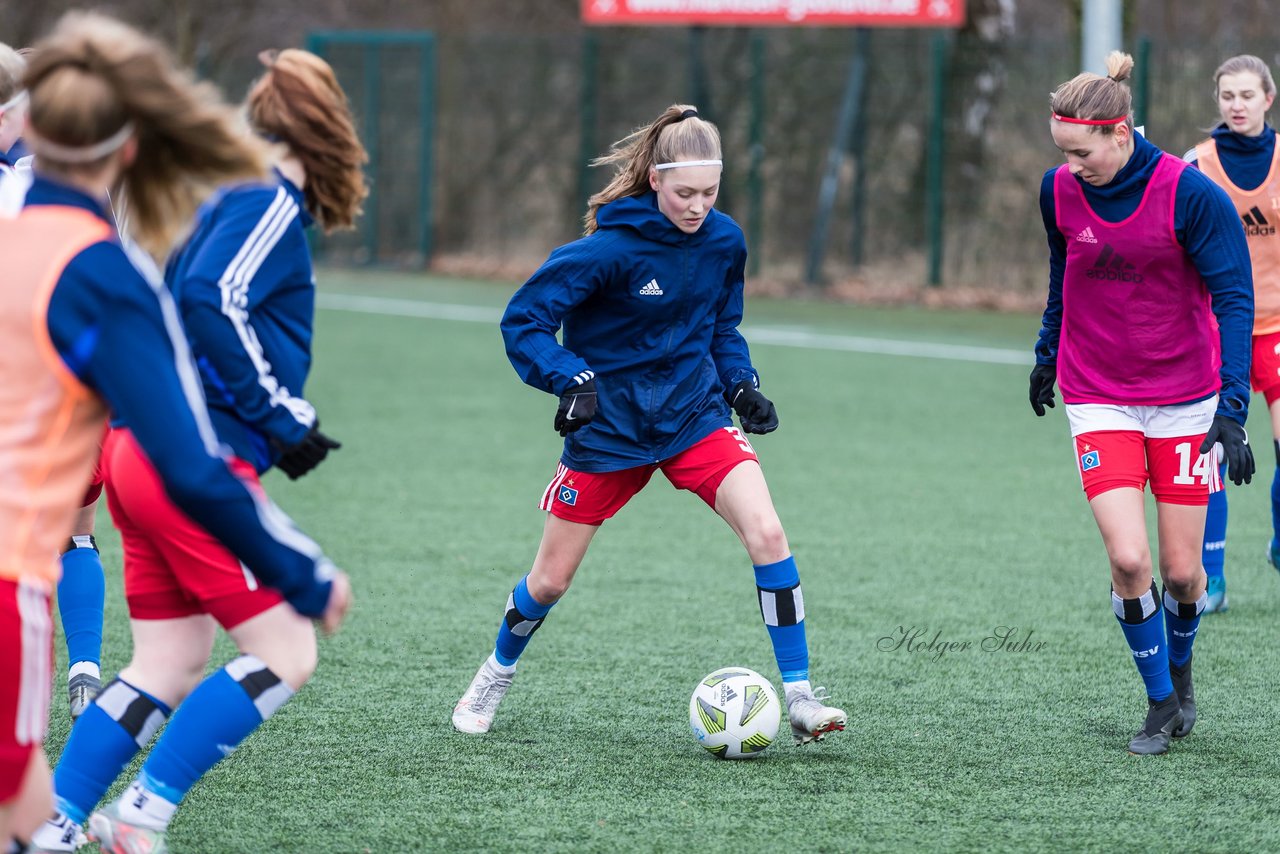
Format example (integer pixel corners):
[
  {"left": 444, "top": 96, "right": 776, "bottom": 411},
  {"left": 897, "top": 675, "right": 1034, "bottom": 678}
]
[{"left": 317, "top": 292, "right": 1032, "bottom": 366}]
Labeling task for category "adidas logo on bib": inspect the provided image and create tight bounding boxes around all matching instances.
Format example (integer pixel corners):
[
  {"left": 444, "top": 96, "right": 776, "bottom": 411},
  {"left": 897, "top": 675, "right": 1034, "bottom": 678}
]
[
  {"left": 1075, "top": 227, "right": 1098, "bottom": 243},
  {"left": 639, "top": 279, "right": 663, "bottom": 296}
]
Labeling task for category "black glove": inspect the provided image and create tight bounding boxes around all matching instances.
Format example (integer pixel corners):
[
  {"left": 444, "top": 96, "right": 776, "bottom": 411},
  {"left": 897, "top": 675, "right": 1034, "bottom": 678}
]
[
  {"left": 1029, "top": 364, "right": 1057, "bottom": 416},
  {"left": 728, "top": 380, "right": 778, "bottom": 435},
  {"left": 274, "top": 424, "right": 341, "bottom": 480},
  {"left": 1200, "top": 414, "right": 1255, "bottom": 486},
  {"left": 555, "top": 378, "right": 597, "bottom": 436}
]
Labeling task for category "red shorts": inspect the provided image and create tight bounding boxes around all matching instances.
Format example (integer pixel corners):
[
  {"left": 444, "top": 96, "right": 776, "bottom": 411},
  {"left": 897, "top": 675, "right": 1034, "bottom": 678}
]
[
  {"left": 102, "top": 428, "right": 283, "bottom": 628},
  {"left": 1075, "top": 430, "right": 1220, "bottom": 505},
  {"left": 1252, "top": 331, "right": 1280, "bottom": 405},
  {"left": 540, "top": 427, "right": 760, "bottom": 525},
  {"left": 81, "top": 452, "right": 105, "bottom": 507},
  {"left": 0, "top": 579, "right": 52, "bottom": 802}
]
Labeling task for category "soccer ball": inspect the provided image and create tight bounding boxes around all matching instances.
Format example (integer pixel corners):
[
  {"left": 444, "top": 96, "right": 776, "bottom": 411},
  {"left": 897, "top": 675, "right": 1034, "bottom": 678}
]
[{"left": 688, "top": 667, "right": 781, "bottom": 759}]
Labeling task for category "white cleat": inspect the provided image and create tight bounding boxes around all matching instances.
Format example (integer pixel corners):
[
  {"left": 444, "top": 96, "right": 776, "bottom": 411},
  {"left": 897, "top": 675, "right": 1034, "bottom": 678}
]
[
  {"left": 452, "top": 655, "right": 515, "bottom": 734},
  {"left": 29, "top": 814, "right": 88, "bottom": 852},
  {"left": 87, "top": 801, "right": 168, "bottom": 854},
  {"left": 786, "top": 684, "right": 847, "bottom": 745}
]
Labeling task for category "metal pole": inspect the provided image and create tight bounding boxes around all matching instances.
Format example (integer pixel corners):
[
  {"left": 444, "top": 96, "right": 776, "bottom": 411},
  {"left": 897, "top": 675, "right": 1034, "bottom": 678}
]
[
  {"left": 1134, "top": 35, "right": 1151, "bottom": 135},
  {"left": 925, "top": 32, "right": 950, "bottom": 288},
  {"left": 578, "top": 30, "right": 599, "bottom": 224},
  {"left": 804, "top": 29, "right": 869, "bottom": 287},
  {"left": 747, "top": 30, "right": 765, "bottom": 277},
  {"left": 362, "top": 43, "right": 380, "bottom": 264},
  {"left": 418, "top": 34, "right": 436, "bottom": 263},
  {"left": 848, "top": 28, "right": 871, "bottom": 268},
  {"left": 1081, "top": 0, "right": 1123, "bottom": 74}
]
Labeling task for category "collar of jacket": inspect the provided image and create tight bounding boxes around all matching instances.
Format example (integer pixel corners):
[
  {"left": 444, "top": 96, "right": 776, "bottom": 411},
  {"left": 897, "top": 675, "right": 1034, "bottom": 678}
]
[{"left": 596, "top": 190, "right": 716, "bottom": 246}]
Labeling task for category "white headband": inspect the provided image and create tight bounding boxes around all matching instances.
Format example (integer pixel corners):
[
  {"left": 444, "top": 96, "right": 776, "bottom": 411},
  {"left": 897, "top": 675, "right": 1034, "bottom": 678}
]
[
  {"left": 28, "top": 122, "right": 135, "bottom": 164},
  {"left": 654, "top": 159, "right": 722, "bottom": 170},
  {"left": 0, "top": 90, "right": 27, "bottom": 113}
]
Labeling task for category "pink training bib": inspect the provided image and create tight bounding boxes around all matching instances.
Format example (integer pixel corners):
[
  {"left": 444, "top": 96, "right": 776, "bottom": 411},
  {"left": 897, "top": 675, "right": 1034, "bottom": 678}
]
[{"left": 1054, "top": 154, "right": 1220, "bottom": 405}]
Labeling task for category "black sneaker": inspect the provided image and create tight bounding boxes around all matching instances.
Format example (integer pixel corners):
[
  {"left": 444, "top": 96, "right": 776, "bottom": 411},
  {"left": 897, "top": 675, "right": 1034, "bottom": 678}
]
[
  {"left": 1169, "top": 657, "right": 1195, "bottom": 738},
  {"left": 68, "top": 672, "right": 101, "bottom": 721},
  {"left": 1128, "top": 694, "right": 1183, "bottom": 755}
]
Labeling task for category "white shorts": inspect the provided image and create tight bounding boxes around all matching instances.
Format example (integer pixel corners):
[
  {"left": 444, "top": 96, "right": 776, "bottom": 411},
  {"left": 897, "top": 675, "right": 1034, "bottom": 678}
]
[{"left": 1065, "top": 396, "right": 1218, "bottom": 439}]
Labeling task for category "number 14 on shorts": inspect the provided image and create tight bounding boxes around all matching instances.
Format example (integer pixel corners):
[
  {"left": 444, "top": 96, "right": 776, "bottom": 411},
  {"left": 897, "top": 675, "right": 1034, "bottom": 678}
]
[{"left": 1074, "top": 431, "right": 1221, "bottom": 501}]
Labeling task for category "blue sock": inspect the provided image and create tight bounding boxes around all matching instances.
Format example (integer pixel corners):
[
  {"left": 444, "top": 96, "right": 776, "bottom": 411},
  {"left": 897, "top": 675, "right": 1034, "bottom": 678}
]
[
  {"left": 53, "top": 679, "right": 170, "bottom": 824},
  {"left": 1202, "top": 467, "right": 1228, "bottom": 581},
  {"left": 1112, "top": 582, "right": 1173, "bottom": 701},
  {"left": 138, "top": 656, "right": 294, "bottom": 806},
  {"left": 57, "top": 536, "right": 105, "bottom": 672},
  {"left": 1271, "top": 449, "right": 1280, "bottom": 545},
  {"left": 1163, "top": 588, "right": 1207, "bottom": 667},
  {"left": 494, "top": 576, "right": 554, "bottom": 667},
  {"left": 755, "top": 556, "right": 809, "bottom": 683}
]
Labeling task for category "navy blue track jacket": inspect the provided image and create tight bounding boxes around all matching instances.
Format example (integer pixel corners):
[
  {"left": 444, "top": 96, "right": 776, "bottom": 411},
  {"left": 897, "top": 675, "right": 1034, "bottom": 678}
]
[
  {"left": 164, "top": 171, "right": 318, "bottom": 472},
  {"left": 25, "top": 176, "right": 335, "bottom": 617},
  {"left": 502, "top": 191, "right": 758, "bottom": 472}
]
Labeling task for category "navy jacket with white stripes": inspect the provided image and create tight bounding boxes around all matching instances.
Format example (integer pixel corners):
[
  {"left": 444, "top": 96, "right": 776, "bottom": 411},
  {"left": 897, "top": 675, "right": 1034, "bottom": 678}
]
[
  {"left": 165, "top": 171, "right": 318, "bottom": 472},
  {"left": 30, "top": 176, "right": 335, "bottom": 617},
  {"left": 501, "top": 191, "right": 758, "bottom": 472}
]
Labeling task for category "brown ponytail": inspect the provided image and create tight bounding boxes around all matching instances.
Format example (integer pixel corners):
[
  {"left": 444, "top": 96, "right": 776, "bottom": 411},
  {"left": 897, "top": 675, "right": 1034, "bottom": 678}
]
[
  {"left": 24, "top": 11, "right": 269, "bottom": 256},
  {"left": 246, "top": 49, "right": 368, "bottom": 233}
]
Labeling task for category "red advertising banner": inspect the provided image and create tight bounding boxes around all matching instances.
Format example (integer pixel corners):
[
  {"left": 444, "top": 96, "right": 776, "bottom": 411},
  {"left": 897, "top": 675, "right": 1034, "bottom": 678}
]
[{"left": 582, "top": 0, "right": 965, "bottom": 28}]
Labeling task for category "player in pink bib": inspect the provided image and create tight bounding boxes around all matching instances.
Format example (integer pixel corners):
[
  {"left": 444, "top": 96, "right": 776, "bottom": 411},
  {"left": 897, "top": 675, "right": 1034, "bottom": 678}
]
[{"left": 1031, "top": 52, "right": 1255, "bottom": 756}]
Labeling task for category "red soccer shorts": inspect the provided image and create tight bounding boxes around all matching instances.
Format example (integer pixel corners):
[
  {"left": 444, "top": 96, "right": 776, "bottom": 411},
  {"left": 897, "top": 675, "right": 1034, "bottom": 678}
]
[
  {"left": 539, "top": 426, "right": 761, "bottom": 525},
  {"left": 1252, "top": 331, "right": 1280, "bottom": 405},
  {"left": 102, "top": 428, "right": 284, "bottom": 628},
  {"left": 1074, "top": 430, "right": 1220, "bottom": 505},
  {"left": 81, "top": 451, "right": 105, "bottom": 507},
  {"left": 0, "top": 579, "right": 52, "bottom": 801}
]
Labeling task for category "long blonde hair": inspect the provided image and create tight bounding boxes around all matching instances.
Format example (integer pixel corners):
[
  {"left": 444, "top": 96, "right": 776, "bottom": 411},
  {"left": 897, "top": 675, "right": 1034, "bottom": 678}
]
[
  {"left": 584, "top": 104, "right": 722, "bottom": 235},
  {"left": 246, "top": 49, "right": 368, "bottom": 233},
  {"left": 23, "top": 11, "right": 268, "bottom": 255},
  {"left": 1049, "top": 51, "right": 1135, "bottom": 135}
]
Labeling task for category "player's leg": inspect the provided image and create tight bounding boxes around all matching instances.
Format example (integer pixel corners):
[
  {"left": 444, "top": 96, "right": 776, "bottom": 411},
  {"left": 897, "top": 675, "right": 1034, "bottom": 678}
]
[
  {"left": 1268, "top": 398, "right": 1280, "bottom": 570},
  {"left": 1200, "top": 468, "right": 1228, "bottom": 612},
  {"left": 92, "top": 602, "right": 313, "bottom": 845},
  {"left": 710, "top": 459, "right": 846, "bottom": 744},
  {"left": 453, "top": 462, "right": 645, "bottom": 734},
  {"left": 1074, "top": 421, "right": 1182, "bottom": 754},
  {"left": 1, "top": 579, "right": 54, "bottom": 851},
  {"left": 665, "top": 427, "right": 845, "bottom": 744},
  {"left": 453, "top": 514, "right": 600, "bottom": 734},
  {"left": 1148, "top": 425, "right": 1217, "bottom": 741},
  {"left": 1245, "top": 333, "right": 1280, "bottom": 572},
  {"left": 38, "top": 615, "right": 212, "bottom": 851},
  {"left": 57, "top": 497, "right": 105, "bottom": 720}
]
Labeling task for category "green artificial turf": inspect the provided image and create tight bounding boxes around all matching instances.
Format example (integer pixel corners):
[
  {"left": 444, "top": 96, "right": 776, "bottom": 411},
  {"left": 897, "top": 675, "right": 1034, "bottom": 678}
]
[{"left": 46, "top": 269, "right": 1280, "bottom": 853}]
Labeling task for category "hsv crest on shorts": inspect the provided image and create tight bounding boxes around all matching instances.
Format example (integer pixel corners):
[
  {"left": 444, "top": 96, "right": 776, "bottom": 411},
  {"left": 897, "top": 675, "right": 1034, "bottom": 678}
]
[
  {"left": 557, "top": 485, "right": 578, "bottom": 505},
  {"left": 1080, "top": 449, "right": 1101, "bottom": 471}
]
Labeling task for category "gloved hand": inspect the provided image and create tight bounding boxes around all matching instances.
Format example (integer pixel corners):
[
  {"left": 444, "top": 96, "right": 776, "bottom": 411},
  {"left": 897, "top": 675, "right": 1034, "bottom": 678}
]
[
  {"left": 1029, "top": 364, "right": 1057, "bottom": 416},
  {"left": 1200, "top": 414, "right": 1255, "bottom": 485},
  {"left": 555, "top": 378, "right": 597, "bottom": 436},
  {"left": 274, "top": 424, "right": 342, "bottom": 480},
  {"left": 728, "top": 380, "right": 779, "bottom": 435}
]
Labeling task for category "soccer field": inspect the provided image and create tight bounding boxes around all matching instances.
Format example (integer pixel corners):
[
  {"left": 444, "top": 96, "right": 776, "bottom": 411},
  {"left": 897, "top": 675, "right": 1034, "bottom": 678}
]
[{"left": 50, "top": 269, "right": 1280, "bottom": 852}]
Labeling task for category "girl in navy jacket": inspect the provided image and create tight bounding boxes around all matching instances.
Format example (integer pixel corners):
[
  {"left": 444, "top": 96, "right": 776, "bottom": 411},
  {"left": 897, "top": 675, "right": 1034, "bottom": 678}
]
[
  {"left": 453, "top": 104, "right": 847, "bottom": 747},
  {"left": 33, "top": 43, "right": 361, "bottom": 854}
]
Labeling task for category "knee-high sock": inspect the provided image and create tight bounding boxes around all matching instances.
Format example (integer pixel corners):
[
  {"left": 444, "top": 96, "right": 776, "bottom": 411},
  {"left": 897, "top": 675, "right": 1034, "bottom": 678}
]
[
  {"left": 1202, "top": 467, "right": 1228, "bottom": 581},
  {"left": 57, "top": 535, "right": 104, "bottom": 674},
  {"left": 1164, "top": 588, "right": 1207, "bottom": 667},
  {"left": 130, "top": 655, "right": 294, "bottom": 823},
  {"left": 755, "top": 556, "right": 809, "bottom": 683},
  {"left": 53, "top": 679, "right": 170, "bottom": 824},
  {"left": 494, "top": 575, "right": 554, "bottom": 667},
  {"left": 1113, "top": 581, "right": 1173, "bottom": 701},
  {"left": 1271, "top": 441, "right": 1280, "bottom": 545}
]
